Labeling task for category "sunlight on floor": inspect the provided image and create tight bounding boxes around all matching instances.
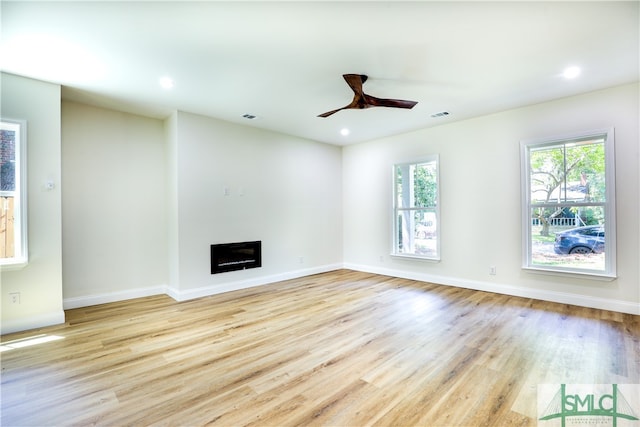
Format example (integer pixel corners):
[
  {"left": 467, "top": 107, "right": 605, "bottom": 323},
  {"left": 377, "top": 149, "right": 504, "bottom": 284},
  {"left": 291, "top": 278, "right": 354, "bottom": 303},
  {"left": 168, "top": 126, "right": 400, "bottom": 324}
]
[{"left": 0, "top": 334, "right": 64, "bottom": 352}]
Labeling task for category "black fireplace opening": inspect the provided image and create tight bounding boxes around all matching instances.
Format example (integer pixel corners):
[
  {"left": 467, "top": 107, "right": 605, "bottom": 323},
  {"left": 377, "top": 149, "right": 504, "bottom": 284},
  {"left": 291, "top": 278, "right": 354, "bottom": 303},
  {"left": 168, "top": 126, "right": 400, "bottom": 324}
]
[{"left": 211, "top": 241, "right": 262, "bottom": 274}]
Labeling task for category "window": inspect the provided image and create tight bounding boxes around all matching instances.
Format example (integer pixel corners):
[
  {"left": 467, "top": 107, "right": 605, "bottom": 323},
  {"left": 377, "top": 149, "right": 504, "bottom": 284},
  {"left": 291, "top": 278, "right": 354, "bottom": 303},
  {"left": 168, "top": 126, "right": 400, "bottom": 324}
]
[
  {"left": 393, "top": 156, "right": 440, "bottom": 260},
  {"left": 1, "top": 119, "right": 27, "bottom": 267},
  {"left": 521, "top": 129, "right": 615, "bottom": 278}
]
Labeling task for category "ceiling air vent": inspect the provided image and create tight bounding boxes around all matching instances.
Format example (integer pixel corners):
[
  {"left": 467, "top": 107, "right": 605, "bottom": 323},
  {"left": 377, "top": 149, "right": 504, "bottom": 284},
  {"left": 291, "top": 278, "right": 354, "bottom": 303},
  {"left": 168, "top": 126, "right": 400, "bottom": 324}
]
[
  {"left": 242, "top": 114, "right": 257, "bottom": 120},
  {"left": 430, "top": 111, "right": 450, "bottom": 118}
]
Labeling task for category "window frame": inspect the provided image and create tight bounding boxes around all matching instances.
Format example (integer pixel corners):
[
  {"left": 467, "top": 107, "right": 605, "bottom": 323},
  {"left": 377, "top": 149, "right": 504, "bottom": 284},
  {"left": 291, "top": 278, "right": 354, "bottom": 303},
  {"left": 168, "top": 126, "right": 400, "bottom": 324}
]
[
  {"left": 0, "top": 118, "right": 28, "bottom": 268},
  {"left": 520, "top": 128, "right": 616, "bottom": 279},
  {"left": 392, "top": 155, "right": 441, "bottom": 261}
]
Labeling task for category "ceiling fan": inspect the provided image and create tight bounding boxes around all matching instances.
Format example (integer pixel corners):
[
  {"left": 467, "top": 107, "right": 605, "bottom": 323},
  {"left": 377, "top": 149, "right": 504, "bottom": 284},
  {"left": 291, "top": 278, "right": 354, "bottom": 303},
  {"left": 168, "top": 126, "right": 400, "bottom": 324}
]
[{"left": 318, "top": 74, "right": 418, "bottom": 118}]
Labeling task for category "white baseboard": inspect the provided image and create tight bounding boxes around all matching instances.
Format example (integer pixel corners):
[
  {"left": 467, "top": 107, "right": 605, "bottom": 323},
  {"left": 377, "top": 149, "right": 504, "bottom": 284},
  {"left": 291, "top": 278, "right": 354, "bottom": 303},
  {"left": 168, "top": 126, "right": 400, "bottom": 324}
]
[
  {"left": 63, "top": 285, "right": 168, "bottom": 310},
  {"left": 60, "top": 262, "right": 638, "bottom": 315},
  {"left": 1, "top": 310, "right": 66, "bottom": 335},
  {"left": 344, "top": 263, "right": 640, "bottom": 315},
  {"left": 167, "top": 264, "right": 343, "bottom": 301},
  {"left": 62, "top": 264, "right": 344, "bottom": 309}
]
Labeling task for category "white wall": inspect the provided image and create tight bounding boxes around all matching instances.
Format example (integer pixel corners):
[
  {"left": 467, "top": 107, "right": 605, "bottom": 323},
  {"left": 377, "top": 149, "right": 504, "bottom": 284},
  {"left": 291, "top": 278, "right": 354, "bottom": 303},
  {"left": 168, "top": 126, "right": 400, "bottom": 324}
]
[
  {"left": 61, "top": 102, "right": 168, "bottom": 306},
  {"left": 1, "top": 73, "right": 65, "bottom": 334},
  {"left": 59, "top": 106, "right": 343, "bottom": 307},
  {"left": 165, "top": 111, "right": 180, "bottom": 293},
  {"left": 343, "top": 83, "right": 639, "bottom": 314},
  {"left": 169, "top": 111, "right": 343, "bottom": 299}
]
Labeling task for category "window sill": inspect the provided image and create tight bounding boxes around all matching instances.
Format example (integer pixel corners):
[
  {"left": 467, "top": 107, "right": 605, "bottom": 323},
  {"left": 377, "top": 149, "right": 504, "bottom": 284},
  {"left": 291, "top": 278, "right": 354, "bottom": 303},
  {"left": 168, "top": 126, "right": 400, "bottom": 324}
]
[
  {"left": 0, "top": 258, "right": 29, "bottom": 271},
  {"left": 391, "top": 253, "right": 441, "bottom": 262},
  {"left": 522, "top": 265, "right": 616, "bottom": 282}
]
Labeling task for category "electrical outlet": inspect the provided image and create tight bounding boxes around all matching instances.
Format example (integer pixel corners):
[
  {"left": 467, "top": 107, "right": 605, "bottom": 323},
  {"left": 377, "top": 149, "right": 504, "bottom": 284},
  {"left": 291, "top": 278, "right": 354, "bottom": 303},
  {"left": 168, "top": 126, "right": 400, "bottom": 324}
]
[
  {"left": 298, "top": 256, "right": 304, "bottom": 264},
  {"left": 9, "top": 292, "right": 20, "bottom": 304},
  {"left": 489, "top": 266, "right": 497, "bottom": 275}
]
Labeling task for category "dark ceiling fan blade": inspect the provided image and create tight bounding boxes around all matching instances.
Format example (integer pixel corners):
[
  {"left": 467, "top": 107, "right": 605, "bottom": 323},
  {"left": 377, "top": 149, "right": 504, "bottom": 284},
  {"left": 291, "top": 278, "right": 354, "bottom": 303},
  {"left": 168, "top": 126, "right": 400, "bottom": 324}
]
[
  {"left": 343, "top": 74, "right": 367, "bottom": 95},
  {"left": 318, "top": 87, "right": 364, "bottom": 117},
  {"left": 318, "top": 73, "right": 418, "bottom": 117},
  {"left": 317, "top": 98, "right": 364, "bottom": 117},
  {"left": 317, "top": 107, "right": 348, "bottom": 118},
  {"left": 364, "top": 95, "right": 418, "bottom": 109}
]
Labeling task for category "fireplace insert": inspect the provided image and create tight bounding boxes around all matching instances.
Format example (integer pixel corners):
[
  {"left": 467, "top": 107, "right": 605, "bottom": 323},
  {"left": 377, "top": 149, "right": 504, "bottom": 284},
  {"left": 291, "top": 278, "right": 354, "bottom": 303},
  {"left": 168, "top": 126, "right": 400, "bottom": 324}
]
[{"left": 210, "top": 241, "right": 262, "bottom": 274}]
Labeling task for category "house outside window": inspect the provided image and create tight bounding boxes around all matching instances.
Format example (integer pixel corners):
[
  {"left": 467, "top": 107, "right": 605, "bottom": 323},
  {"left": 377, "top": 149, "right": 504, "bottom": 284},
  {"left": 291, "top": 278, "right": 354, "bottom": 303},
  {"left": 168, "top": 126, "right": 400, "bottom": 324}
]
[
  {"left": 520, "top": 129, "right": 615, "bottom": 278},
  {"left": 1, "top": 119, "right": 27, "bottom": 267},
  {"left": 393, "top": 155, "right": 440, "bottom": 260}
]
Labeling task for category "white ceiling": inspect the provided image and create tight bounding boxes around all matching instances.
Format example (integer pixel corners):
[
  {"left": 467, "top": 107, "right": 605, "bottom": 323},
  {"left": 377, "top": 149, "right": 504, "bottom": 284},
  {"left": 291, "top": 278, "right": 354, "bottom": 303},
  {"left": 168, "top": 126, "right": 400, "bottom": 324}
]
[{"left": 1, "top": 1, "right": 638, "bottom": 145}]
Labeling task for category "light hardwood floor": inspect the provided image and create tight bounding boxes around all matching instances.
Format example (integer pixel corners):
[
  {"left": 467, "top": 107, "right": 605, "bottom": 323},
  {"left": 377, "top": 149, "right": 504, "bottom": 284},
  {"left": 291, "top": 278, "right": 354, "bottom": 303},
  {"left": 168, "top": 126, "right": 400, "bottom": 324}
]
[{"left": 1, "top": 270, "right": 639, "bottom": 426}]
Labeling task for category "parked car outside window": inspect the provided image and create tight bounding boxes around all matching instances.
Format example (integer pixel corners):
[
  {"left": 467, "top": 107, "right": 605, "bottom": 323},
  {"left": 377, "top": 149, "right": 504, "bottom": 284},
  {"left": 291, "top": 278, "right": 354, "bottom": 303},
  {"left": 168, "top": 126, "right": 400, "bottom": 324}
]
[{"left": 553, "top": 225, "right": 605, "bottom": 255}]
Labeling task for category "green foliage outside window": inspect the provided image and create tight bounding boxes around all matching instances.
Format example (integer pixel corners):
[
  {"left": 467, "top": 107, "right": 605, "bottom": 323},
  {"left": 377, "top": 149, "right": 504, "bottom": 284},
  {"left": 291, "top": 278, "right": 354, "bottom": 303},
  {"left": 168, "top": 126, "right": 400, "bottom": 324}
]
[{"left": 530, "top": 138, "right": 605, "bottom": 236}]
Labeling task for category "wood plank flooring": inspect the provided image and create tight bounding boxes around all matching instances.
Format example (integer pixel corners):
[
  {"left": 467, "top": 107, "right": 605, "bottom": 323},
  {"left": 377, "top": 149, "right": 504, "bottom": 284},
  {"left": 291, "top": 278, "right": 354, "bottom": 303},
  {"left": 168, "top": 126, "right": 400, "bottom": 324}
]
[{"left": 1, "top": 270, "right": 639, "bottom": 426}]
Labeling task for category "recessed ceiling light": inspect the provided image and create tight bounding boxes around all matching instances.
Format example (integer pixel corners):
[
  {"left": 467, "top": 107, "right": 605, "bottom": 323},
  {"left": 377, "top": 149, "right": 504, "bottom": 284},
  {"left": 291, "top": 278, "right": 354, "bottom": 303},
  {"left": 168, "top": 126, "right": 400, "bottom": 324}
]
[
  {"left": 563, "top": 66, "right": 581, "bottom": 79},
  {"left": 159, "top": 76, "right": 175, "bottom": 89},
  {"left": 340, "top": 128, "right": 350, "bottom": 136}
]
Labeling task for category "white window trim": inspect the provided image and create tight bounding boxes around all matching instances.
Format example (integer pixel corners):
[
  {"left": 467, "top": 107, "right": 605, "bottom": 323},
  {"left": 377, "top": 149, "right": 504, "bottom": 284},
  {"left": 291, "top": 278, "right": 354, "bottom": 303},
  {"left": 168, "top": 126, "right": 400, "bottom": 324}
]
[
  {"left": 391, "top": 155, "right": 441, "bottom": 261},
  {"left": 520, "top": 128, "right": 616, "bottom": 280},
  {"left": 0, "top": 118, "right": 28, "bottom": 269}
]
